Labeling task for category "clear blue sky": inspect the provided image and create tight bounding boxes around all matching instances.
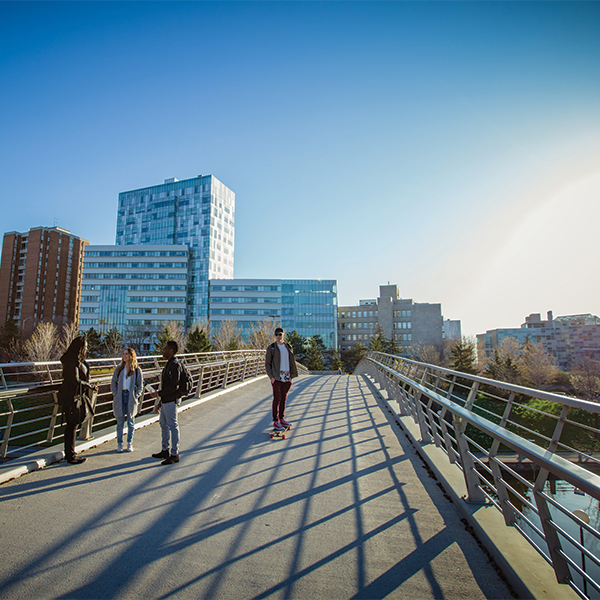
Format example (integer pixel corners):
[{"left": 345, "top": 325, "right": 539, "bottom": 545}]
[{"left": 2, "top": 1, "right": 599, "bottom": 337}]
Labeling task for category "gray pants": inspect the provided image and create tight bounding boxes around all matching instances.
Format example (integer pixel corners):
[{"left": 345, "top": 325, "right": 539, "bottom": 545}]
[{"left": 160, "top": 401, "right": 180, "bottom": 456}]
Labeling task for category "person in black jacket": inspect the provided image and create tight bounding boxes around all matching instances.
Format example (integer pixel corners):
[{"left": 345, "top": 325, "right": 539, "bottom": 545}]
[
  {"left": 151, "top": 340, "right": 184, "bottom": 465},
  {"left": 59, "top": 335, "right": 98, "bottom": 465}
]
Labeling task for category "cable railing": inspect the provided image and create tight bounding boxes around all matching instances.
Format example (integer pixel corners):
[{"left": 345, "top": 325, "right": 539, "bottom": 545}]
[
  {"left": 0, "top": 350, "right": 266, "bottom": 463},
  {"left": 358, "top": 351, "right": 600, "bottom": 600}
]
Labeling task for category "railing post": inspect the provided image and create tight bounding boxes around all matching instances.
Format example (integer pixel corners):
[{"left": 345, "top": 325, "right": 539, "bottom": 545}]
[
  {"left": 453, "top": 413, "right": 486, "bottom": 503},
  {"left": 195, "top": 366, "right": 204, "bottom": 398},
  {"left": 222, "top": 361, "right": 230, "bottom": 389},
  {"left": 241, "top": 359, "right": 248, "bottom": 382},
  {"left": 1, "top": 397, "right": 15, "bottom": 461}
]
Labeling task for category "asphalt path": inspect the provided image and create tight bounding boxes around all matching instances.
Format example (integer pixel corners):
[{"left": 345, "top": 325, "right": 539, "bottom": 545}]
[{"left": 0, "top": 374, "right": 511, "bottom": 599}]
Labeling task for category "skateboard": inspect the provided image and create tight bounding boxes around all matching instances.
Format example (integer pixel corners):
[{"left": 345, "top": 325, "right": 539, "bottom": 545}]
[{"left": 270, "top": 425, "right": 292, "bottom": 439}]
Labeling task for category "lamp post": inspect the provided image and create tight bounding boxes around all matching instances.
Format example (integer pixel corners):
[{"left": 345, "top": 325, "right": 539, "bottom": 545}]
[{"left": 573, "top": 509, "right": 590, "bottom": 597}]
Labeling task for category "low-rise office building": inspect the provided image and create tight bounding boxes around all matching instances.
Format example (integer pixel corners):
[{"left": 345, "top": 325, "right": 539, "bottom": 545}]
[
  {"left": 79, "top": 244, "right": 188, "bottom": 352},
  {"left": 338, "top": 284, "right": 444, "bottom": 355},
  {"left": 209, "top": 278, "right": 338, "bottom": 348}
]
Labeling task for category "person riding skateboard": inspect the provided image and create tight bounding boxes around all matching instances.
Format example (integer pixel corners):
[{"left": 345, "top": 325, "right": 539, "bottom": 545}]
[{"left": 265, "top": 327, "right": 298, "bottom": 431}]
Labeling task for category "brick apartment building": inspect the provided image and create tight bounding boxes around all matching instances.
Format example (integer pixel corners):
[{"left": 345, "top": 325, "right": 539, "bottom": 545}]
[{"left": 0, "top": 227, "right": 88, "bottom": 337}]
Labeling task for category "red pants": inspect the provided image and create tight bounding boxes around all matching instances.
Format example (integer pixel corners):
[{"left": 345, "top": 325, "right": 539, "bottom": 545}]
[{"left": 272, "top": 379, "right": 292, "bottom": 421}]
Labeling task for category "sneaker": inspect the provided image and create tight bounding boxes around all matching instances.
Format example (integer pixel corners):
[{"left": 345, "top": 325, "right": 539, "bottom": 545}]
[
  {"left": 152, "top": 449, "right": 170, "bottom": 459},
  {"left": 273, "top": 420, "right": 284, "bottom": 431},
  {"left": 280, "top": 418, "right": 291, "bottom": 428},
  {"left": 126, "top": 443, "right": 134, "bottom": 452},
  {"left": 67, "top": 457, "right": 87, "bottom": 465},
  {"left": 117, "top": 443, "right": 123, "bottom": 453},
  {"left": 161, "top": 455, "right": 180, "bottom": 465}
]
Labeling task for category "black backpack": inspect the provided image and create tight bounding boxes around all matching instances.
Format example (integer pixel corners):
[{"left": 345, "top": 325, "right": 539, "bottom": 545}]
[{"left": 178, "top": 361, "right": 194, "bottom": 398}]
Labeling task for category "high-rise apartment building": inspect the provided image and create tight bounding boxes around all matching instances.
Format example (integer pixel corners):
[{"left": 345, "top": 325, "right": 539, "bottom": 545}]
[
  {"left": 0, "top": 227, "right": 88, "bottom": 337},
  {"left": 79, "top": 245, "right": 188, "bottom": 353},
  {"left": 209, "top": 278, "right": 338, "bottom": 348},
  {"left": 338, "top": 284, "right": 444, "bottom": 355},
  {"left": 116, "top": 175, "right": 235, "bottom": 322}
]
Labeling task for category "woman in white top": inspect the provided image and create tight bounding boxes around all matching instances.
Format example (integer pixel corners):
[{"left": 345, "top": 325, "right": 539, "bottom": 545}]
[{"left": 111, "top": 347, "right": 143, "bottom": 452}]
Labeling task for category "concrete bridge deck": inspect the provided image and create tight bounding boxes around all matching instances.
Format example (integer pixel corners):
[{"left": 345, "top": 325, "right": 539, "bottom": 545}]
[{"left": 0, "top": 374, "right": 511, "bottom": 600}]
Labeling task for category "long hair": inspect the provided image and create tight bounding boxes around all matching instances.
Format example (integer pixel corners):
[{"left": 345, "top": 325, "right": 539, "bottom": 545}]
[
  {"left": 116, "top": 347, "right": 138, "bottom": 378},
  {"left": 60, "top": 335, "right": 87, "bottom": 365}
]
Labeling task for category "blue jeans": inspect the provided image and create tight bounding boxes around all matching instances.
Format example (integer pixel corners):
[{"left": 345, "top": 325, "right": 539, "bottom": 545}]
[
  {"left": 116, "top": 389, "right": 135, "bottom": 445},
  {"left": 160, "top": 401, "right": 180, "bottom": 456}
]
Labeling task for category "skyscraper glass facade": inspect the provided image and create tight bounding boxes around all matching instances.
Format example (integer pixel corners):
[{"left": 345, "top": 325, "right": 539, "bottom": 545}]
[{"left": 116, "top": 175, "right": 234, "bottom": 322}]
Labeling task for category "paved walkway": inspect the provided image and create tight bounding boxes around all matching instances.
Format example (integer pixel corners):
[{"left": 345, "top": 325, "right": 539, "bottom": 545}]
[{"left": 0, "top": 375, "right": 511, "bottom": 599}]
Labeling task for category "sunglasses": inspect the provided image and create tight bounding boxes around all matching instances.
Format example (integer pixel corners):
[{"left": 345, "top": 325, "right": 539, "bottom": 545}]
[{"left": 275, "top": 333, "right": 284, "bottom": 336}]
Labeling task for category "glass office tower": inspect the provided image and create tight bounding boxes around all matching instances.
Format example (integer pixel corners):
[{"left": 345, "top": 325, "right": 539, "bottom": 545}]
[{"left": 116, "top": 175, "right": 234, "bottom": 322}]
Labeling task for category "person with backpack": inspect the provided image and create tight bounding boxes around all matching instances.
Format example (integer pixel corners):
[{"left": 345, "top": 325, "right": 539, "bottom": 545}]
[
  {"left": 150, "top": 340, "right": 190, "bottom": 465},
  {"left": 265, "top": 327, "right": 298, "bottom": 431},
  {"left": 110, "top": 347, "right": 143, "bottom": 453}
]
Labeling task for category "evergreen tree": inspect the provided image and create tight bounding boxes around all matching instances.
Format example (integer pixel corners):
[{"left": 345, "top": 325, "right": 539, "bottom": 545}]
[
  {"left": 331, "top": 349, "right": 344, "bottom": 372},
  {"left": 369, "top": 323, "right": 388, "bottom": 353},
  {"left": 186, "top": 323, "right": 213, "bottom": 354},
  {"left": 305, "top": 336, "right": 325, "bottom": 371},
  {"left": 153, "top": 324, "right": 175, "bottom": 355},
  {"left": 341, "top": 343, "right": 368, "bottom": 373},
  {"left": 386, "top": 336, "right": 400, "bottom": 356},
  {"left": 85, "top": 328, "right": 104, "bottom": 358},
  {"left": 285, "top": 330, "right": 306, "bottom": 365},
  {"left": 448, "top": 337, "right": 478, "bottom": 374}
]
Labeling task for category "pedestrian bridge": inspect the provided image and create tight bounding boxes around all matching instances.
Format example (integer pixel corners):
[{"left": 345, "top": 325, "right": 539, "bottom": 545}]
[{"left": 0, "top": 352, "right": 599, "bottom": 600}]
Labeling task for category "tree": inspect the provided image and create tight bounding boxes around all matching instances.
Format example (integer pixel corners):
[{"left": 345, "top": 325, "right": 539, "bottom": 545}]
[
  {"left": 85, "top": 328, "right": 104, "bottom": 358},
  {"left": 305, "top": 336, "right": 325, "bottom": 371},
  {"left": 483, "top": 337, "right": 522, "bottom": 385},
  {"left": 212, "top": 319, "right": 242, "bottom": 352},
  {"left": 23, "top": 322, "right": 59, "bottom": 362},
  {"left": 285, "top": 330, "right": 306, "bottom": 365},
  {"left": 448, "top": 337, "right": 479, "bottom": 375},
  {"left": 518, "top": 339, "right": 557, "bottom": 389},
  {"left": 331, "top": 349, "right": 344, "bottom": 372},
  {"left": 571, "top": 355, "right": 600, "bottom": 401},
  {"left": 186, "top": 322, "right": 213, "bottom": 354},
  {"left": 104, "top": 328, "right": 124, "bottom": 358},
  {"left": 0, "top": 318, "right": 20, "bottom": 361},
  {"left": 415, "top": 344, "right": 442, "bottom": 366},
  {"left": 386, "top": 336, "right": 400, "bottom": 356},
  {"left": 153, "top": 321, "right": 186, "bottom": 355},
  {"left": 369, "top": 323, "right": 388, "bottom": 353},
  {"left": 56, "top": 321, "right": 80, "bottom": 359},
  {"left": 341, "top": 343, "right": 368, "bottom": 373},
  {"left": 247, "top": 318, "right": 280, "bottom": 350}
]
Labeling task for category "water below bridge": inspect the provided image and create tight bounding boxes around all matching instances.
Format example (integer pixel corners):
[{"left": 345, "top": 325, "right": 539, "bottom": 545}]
[{"left": 0, "top": 374, "right": 511, "bottom": 600}]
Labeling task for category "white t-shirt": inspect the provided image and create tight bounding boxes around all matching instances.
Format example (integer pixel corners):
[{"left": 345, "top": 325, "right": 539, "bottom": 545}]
[{"left": 277, "top": 343, "right": 290, "bottom": 373}]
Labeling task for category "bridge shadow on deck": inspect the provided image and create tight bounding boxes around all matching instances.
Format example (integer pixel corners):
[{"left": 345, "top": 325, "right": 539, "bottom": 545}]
[{"left": 0, "top": 375, "right": 509, "bottom": 600}]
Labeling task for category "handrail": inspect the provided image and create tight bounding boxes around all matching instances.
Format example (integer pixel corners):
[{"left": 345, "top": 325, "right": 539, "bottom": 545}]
[
  {"left": 358, "top": 351, "right": 600, "bottom": 599},
  {"left": 0, "top": 350, "right": 267, "bottom": 463}
]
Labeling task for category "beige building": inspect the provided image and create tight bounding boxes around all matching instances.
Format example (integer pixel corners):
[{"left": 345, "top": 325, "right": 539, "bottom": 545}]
[
  {"left": 338, "top": 284, "right": 444, "bottom": 355},
  {"left": 0, "top": 227, "right": 88, "bottom": 337}
]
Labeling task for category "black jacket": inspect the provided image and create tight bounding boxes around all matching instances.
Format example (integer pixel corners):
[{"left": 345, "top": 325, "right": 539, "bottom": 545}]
[
  {"left": 158, "top": 357, "right": 183, "bottom": 403},
  {"left": 58, "top": 359, "right": 94, "bottom": 407}
]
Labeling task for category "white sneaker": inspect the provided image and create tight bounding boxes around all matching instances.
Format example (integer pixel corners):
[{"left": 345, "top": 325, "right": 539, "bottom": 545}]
[
  {"left": 126, "top": 443, "right": 134, "bottom": 452},
  {"left": 117, "top": 443, "right": 123, "bottom": 453}
]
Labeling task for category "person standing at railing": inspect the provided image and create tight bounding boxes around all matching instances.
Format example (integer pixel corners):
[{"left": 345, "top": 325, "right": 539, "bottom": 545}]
[
  {"left": 58, "top": 335, "right": 98, "bottom": 465},
  {"left": 265, "top": 327, "right": 298, "bottom": 431},
  {"left": 150, "top": 341, "right": 184, "bottom": 465},
  {"left": 110, "top": 348, "right": 143, "bottom": 453}
]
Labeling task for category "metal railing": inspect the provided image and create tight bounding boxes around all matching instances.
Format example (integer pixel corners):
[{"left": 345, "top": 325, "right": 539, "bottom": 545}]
[
  {"left": 0, "top": 350, "right": 266, "bottom": 463},
  {"left": 358, "top": 351, "right": 600, "bottom": 600}
]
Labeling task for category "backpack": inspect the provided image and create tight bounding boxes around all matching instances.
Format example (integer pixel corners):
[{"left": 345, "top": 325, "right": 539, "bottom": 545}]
[{"left": 177, "top": 361, "right": 194, "bottom": 398}]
